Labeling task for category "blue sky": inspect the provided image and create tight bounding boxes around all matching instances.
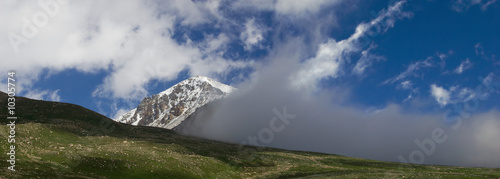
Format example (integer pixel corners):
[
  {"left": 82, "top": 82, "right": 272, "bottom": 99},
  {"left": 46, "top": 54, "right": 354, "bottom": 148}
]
[
  {"left": 3, "top": 0, "right": 498, "bottom": 117},
  {"left": 2, "top": 0, "right": 500, "bottom": 167}
]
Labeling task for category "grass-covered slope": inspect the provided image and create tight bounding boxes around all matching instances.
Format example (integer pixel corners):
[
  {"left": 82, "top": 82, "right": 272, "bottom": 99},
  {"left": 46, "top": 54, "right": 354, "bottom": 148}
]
[{"left": 0, "top": 92, "right": 499, "bottom": 178}]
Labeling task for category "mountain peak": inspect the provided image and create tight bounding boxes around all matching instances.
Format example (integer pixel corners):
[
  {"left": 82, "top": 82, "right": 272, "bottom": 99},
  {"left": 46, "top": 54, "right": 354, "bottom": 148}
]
[
  {"left": 116, "top": 76, "right": 235, "bottom": 129},
  {"left": 192, "top": 76, "right": 235, "bottom": 93},
  {"left": 158, "top": 76, "right": 235, "bottom": 96}
]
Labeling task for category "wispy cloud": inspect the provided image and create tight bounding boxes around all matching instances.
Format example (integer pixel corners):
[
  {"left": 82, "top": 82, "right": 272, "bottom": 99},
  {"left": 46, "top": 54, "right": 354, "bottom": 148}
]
[
  {"left": 291, "top": 0, "right": 411, "bottom": 90},
  {"left": 241, "top": 18, "right": 265, "bottom": 51},
  {"left": 430, "top": 84, "right": 478, "bottom": 107},
  {"left": 451, "top": 0, "right": 498, "bottom": 12},
  {"left": 384, "top": 57, "right": 433, "bottom": 84},
  {"left": 430, "top": 84, "right": 451, "bottom": 106},
  {"left": 399, "top": 80, "right": 414, "bottom": 90},
  {"left": 233, "top": 0, "right": 343, "bottom": 17},
  {"left": 475, "top": 43, "right": 485, "bottom": 56},
  {"left": 454, "top": 58, "right": 473, "bottom": 74},
  {"left": 437, "top": 50, "right": 454, "bottom": 69},
  {"left": 474, "top": 43, "right": 497, "bottom": 61},
  {"left": 353, "top": 46, "right": 385, "bottom": 76}
]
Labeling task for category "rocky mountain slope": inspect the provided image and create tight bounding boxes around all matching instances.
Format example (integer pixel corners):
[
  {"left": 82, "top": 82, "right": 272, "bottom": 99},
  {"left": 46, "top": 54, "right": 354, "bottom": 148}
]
[{"left": 115, "top": 76, "right": 235, "bottom": 129}]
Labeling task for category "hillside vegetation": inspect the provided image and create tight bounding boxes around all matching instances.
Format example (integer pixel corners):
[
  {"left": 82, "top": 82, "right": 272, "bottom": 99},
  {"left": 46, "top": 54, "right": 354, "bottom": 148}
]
[{"left": 0, "top": 92, "right": 499, "bottom": 178}]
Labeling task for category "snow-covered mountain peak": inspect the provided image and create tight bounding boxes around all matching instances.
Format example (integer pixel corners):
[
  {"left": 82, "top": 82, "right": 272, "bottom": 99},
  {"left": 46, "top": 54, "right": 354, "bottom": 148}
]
[
  {"left": 115, "top": 76, "right": 235, "bottom": 129},
  {"left": 158, "top": 76, "right": 235, "bottom": 97},
  {"left": 189, "top": 76, "right": 236, "bottom": 94}
]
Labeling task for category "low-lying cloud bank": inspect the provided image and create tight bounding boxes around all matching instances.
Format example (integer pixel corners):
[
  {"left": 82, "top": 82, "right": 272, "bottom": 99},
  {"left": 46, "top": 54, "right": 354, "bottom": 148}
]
[{"left": 180, "top": 42, "right": 500, "bottom": 168}]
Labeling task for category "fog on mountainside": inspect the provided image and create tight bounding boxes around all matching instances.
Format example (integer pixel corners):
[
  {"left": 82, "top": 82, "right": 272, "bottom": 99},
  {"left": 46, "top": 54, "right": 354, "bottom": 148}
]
[{"left": 178, "top": 43, "right": 500, "bottom": 168}]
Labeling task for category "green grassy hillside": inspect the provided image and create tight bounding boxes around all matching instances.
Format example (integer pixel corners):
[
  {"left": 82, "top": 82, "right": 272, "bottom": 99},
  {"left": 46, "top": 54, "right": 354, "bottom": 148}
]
[{"left": 0, "top": 92, "right": 499, "bottom": 178}]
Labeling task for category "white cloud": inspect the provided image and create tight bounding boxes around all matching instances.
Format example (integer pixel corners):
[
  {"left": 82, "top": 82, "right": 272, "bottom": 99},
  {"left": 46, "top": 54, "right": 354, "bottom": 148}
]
[
  {"left": 402, "top": 93, "right": 413, "bottom": 102},
  {"left": 351, "top": 0, "right": 412, "bottom": 39},
  {"left": 475, "top": 43, "right": 484, "bottom": 56},
  {"left": 400, "top": 80, "right": 413, "bottom": 90},
  {"left": 399, "top": 80, "right": 418, "bottom": 102},
  {"left": 482, "top": 73, "right": 495, "bottom": 85},
  {"left": 233, "top": 0, "right": 342, "bottom": 16},
  {"left": 353, "top": 46, "right": 385, "bottom": 76},
  {"left": 0, "top": 0, "right": 411, "bottom": 100},
  {"left": 275, "top": 0, "right": 342, "bottom": 16},
  {"left": 352, "top": 50, "right": 371, "bottom": 75},
  {"left": 291, "top": 39, "right": 348, "bottom": 90},
  {"left": 437, "top": 50, "right": 453, "bottom": 68},
  {"left": 476, "top": 73, "right": 500, "bottom": 98},
  {"left": 159, "top": 0, "right": 223, "bottom": 25},
  {"left": 203, "top": 33, "right": 230, "bottom": 53},
  {"left": 0, "top": 0, "right": 250, "bottom": 101},
  {"left": 291, "top": 1, "right": 410, "bottom": 90},
  {"left": 455, "top": 58, "right": 473, "bottom": 74},
  {"left": 451, "top": 0, "right": 498, "bottom": 12},
  {"left": 474, "top": 43, "right": 496, "bottom": 61},
  {"left": 430, "top": 84, "right": 451, "bottom": 107},
  {"left": 438, "top": 53, "right": 447, "bottom": 60},
  {"left": 430, "top": 83, "right": 481, "bottom": 107},
  {"left": 240, "top": 18, "right": 264, "bottom": 51},
  {"left": 384, "top": 57, "right": 433, "bottom": 84},
  {"left": 24, "top": 89, "right": 61, "bottom": 102},
  {"left": 458, "top": 88, "right": 476, "bottom": 101}
]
